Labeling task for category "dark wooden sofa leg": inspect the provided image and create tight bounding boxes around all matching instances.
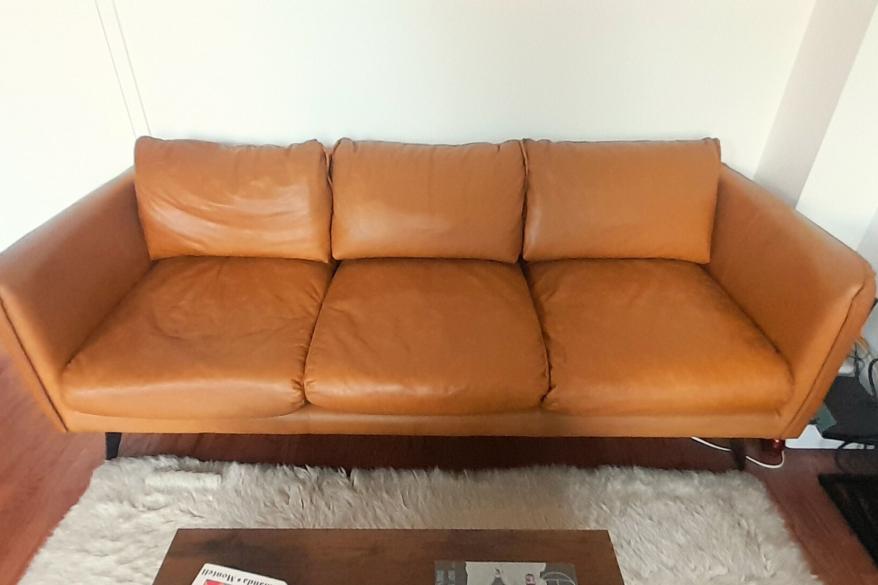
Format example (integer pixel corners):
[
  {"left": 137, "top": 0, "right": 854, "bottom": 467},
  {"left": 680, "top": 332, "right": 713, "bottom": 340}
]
[
  {"left": 729, "top": 439, "right": 747, "bottom": 470},
  {"left": 761, "top": 439, "right": 785, "bottom": 457},
  {"left": 105, "top": 432, "right": 122, "bottom": 460}
]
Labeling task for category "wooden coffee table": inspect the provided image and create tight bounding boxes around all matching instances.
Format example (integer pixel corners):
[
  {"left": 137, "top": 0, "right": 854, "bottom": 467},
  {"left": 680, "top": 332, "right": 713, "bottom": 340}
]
[{"left": 152, "top": 529, "right": 624, "bottom": 585}]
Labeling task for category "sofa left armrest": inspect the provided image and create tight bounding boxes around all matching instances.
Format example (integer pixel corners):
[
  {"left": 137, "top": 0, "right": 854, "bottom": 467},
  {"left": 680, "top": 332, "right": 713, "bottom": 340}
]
[{"left": 0, "top": 169, "right": 151, "bottom": 430}]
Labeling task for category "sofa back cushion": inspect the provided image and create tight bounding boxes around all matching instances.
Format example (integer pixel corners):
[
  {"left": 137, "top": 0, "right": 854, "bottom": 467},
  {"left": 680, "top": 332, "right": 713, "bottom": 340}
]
[
  {"left": 134, "top": 137, "right": 332, "bottom": 261},
  {"left": 523, "top": 138, "right": 721, "bottom": 263},
  {"left": 330, "top": 139, "right": 526, "bottom": 262}
]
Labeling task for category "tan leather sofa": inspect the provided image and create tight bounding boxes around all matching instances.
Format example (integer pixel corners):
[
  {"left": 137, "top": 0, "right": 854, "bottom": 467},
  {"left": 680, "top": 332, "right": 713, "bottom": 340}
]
[{"left": 0, "top": 137, "right": 873, "bottom": 441}]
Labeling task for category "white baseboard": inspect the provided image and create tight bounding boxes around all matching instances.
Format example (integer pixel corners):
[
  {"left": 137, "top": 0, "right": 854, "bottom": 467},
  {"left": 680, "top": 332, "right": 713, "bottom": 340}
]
[{"left": 786, "top": 424, "right": 847, "bottom": 449}]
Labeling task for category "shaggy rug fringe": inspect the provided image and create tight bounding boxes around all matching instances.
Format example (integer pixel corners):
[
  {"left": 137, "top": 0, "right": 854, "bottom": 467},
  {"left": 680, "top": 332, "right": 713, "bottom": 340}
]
[{"left": 21, "top": 457, "right": 821, "bottom": 585}]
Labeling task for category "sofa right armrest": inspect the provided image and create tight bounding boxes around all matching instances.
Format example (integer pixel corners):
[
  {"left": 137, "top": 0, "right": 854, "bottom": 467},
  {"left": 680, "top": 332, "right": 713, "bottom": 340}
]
[
  {"left": 707, "top": 166, "right": 875, "bottom": 437},
  {"left": 0, "top": 169, "right": 151, "bottom": 429}
]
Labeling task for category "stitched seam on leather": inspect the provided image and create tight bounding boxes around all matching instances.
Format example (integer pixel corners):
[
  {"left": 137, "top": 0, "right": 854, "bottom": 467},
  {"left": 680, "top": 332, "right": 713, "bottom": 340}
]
[
  {"left": 520, "top": 263, "right": 553, "bottom": 404},
  {"left": 703, "top": 162, "right": 725, "bottom": 266},
  {"left": 706, "top": 171, "right": 797, "bottom": 378},
  {"left": 6, "top": 258, "right": 149, "bottom": 425},
  {"left": 698, "top": 264, "right": 795, "bottom": 402},
  {"left": 322, "top": 142, "right": 334, "bottom": 264},
  {"left": 0, "top": 293, "right": 68, "bottom": 430},
  {"left": 324, "top": 142, "right": 333, "bottom": 189},
  {"left": 300, "top": 265, "right": 339, "bottom": 401},
  {"left": 327, "top": 138, "right": 344, "bottom": 262},
  {"left": 62, "top": 273, "right": 153, "bottom": 376},
  {"left": 780, "top": 274, "right": 870, "bottom": 437},
  {"left": 60, "top": 182, "right": 153, "bottom": 370},
  {"left": 518, "top": 139, "right": 529, "bottom": 263}
]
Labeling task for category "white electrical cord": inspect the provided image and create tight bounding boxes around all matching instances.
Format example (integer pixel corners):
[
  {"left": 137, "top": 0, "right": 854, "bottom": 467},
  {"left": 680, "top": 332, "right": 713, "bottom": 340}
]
[{"left": 690, "top": 437, "right": 785, "bottom": 470}]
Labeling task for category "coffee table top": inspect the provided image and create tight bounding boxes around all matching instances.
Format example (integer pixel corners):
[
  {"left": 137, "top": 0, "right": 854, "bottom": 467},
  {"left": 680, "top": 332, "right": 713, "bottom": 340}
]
[{"left": 152, "top": 529, "right": 624, "bottom": 585}]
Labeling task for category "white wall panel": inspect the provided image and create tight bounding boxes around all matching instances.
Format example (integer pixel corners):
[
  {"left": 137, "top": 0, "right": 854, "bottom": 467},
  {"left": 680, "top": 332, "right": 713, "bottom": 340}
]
[
  {"left": 796, "top": 9, "right": 878, "bottom": 250},
  {"left": 0, "top": 2, "right": 134, "bottom": 251},
  {"left": 115, "top": 0, "right": 814, "bottom": 176},
  {"left": 755, "top": 0, "right": 876, "bottom": 205}
]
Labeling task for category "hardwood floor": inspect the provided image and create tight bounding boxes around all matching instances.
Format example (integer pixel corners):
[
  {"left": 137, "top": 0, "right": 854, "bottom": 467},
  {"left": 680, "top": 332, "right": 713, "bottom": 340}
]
[{"left": 1, "top": 355, "right": 877, "bottom": 585}]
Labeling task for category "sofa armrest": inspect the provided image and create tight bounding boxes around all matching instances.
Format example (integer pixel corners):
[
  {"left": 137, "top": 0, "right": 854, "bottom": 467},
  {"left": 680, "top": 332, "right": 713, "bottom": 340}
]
[
  {"left": 707, "top": 166, "right": 875, "bottom": 437},
  {"left": 0, "top": 169, "right": 151, "bottom": 429}
]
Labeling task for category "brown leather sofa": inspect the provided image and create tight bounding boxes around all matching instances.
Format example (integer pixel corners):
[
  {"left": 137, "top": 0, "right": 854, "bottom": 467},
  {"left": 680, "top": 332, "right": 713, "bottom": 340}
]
[{"left": 0, "top": 137, "right": 873, "bottom": 442}]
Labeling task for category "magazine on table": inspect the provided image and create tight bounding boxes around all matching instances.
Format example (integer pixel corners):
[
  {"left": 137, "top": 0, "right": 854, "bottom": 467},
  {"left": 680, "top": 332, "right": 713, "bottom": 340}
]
[
  {"left": 435, "top": 560, "right": 578, "bottom": 585},
  {"left": 191, "top": 563, "right": 287, "bottom": 585}
]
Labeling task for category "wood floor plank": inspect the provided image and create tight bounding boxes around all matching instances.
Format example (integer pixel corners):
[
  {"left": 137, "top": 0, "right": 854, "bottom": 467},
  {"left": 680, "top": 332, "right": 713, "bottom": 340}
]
[{"left": 1, "top": 352, "right": 876, "bottom": 585}]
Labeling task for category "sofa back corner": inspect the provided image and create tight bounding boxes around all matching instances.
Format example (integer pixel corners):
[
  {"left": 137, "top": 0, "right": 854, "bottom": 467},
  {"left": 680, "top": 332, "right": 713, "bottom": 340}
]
[
  {"left": 134, "top": 136, "right": 333, "bottom": 262},
  {"left": 522, "top": 137, "right": 722, "bottom": 263}
]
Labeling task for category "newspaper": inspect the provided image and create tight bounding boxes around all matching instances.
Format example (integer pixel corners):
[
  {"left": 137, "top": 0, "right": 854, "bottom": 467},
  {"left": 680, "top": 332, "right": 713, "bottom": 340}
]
[{"left": 190, "top": 563, "right": 287, "bottom": 585}]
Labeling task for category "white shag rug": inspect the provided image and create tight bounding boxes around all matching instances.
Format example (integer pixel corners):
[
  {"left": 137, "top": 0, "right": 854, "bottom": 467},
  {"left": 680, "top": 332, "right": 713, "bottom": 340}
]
[{"left": 21, "top": 457, "right": 820, "bottom": 585}]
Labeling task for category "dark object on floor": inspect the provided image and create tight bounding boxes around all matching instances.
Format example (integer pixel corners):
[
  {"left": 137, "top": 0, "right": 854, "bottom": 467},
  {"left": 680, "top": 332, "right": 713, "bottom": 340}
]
[
  {"left": 819, "top": 376, "right": 878, "bottom": 446},
  {"left": 820, "top": 474, "right": 878, "bottom": 566},
  {"left": 105, "top": 432, "right": 121, "bottom": 460}
]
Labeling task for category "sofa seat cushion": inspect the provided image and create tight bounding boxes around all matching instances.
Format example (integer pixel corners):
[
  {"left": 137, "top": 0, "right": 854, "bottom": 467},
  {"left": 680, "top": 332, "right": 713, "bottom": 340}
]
[
  {"left": 304, "top": 259, "right": 548, "bottom": 415},
  {"left": 62, "top": 256, "right": 333, "bottom": 419},
  {"left": 527, "top": 259, "right": 792, "bottom": 416}
]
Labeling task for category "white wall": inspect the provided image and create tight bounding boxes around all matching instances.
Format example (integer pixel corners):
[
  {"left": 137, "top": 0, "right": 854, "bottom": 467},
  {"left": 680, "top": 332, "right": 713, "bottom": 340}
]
[
  {"left": 755, "top": 0, "right": 876, "bottom": 205},
  {"left": 0, "top": 0, "right": 848, "bottom": 254},
  {"left": 0, "top": 2, "right": 134, "bottom": 251},
  {"left": 114, "top": 0, "right": 812, "bottom": 176},
  {"left": 796, "top": 8, "right": 878, "bottom": 250}
]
